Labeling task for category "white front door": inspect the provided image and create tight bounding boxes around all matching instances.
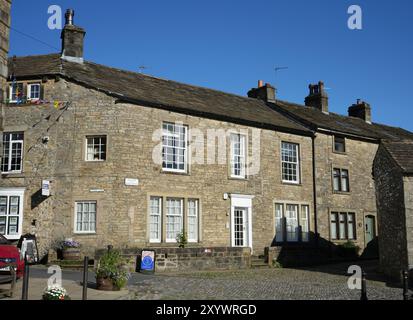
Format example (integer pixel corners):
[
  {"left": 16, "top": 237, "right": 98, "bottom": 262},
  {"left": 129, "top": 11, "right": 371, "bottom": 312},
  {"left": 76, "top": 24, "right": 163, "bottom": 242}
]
[
  {"left": 233, "top": 207, "right": 249, "bottom": 247},
  {"left": 230, "top": 194, "right": 253, "bottom": 249}
]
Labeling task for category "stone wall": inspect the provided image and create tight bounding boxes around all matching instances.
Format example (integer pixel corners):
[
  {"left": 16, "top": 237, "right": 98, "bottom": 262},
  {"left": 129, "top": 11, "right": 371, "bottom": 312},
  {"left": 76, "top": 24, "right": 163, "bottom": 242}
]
[
  {"left": 0, "top": 0, "right": 11, "bottom": 124},
  {"left": 373, "top": 145, "right": 407, "bottom": 281},
  {"left": 314, "top": 133, "right": 378, "bottom": 251},
  {"left": 96, "top": 247, "right": 251, "bottom": 273},
  {"left": 403, "top": 176, "right": 413, "bottom": 276},
  {"left": 0, "top": 77, "right": 314, "bottom": 257}
]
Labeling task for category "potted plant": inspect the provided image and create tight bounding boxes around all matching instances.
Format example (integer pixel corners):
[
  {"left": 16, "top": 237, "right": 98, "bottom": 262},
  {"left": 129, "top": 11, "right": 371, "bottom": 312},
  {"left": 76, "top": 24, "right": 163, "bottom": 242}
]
[
  {"left": 42, "top": 285, "right": 71, "bottom": 300},
  {"left": 61, "top": 239, "right": 81, "bottom": 260},
  {"left": 95, "top": 249, "right": 128, "bottom": 291},
  {"left": 176, "top": 231, "right": 188, "bottom": 248}
]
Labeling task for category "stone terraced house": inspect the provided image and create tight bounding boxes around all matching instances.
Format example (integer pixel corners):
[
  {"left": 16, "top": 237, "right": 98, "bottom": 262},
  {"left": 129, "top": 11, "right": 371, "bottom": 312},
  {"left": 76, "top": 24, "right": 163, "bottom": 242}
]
[{"left": 1, "top": 9, "right": 413, "bottom": 271}]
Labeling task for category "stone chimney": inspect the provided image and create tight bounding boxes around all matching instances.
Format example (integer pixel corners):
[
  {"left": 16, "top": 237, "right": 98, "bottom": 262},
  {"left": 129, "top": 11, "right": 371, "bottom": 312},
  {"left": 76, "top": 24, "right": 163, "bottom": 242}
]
[
  {"left": 0, "top": 0, "right": 11, "bottom": 103},
  {"left": 305, "top": 81, "right": 329, "bottom": 114},
  {"left": 348, "top": 99, "right": 372, "bottom": 124},
  {"left": 247, "top": 80, "right": 276, "bottom": 103},
  {"left": 61, "top": 9, "right": 85, "bottom": 63}
]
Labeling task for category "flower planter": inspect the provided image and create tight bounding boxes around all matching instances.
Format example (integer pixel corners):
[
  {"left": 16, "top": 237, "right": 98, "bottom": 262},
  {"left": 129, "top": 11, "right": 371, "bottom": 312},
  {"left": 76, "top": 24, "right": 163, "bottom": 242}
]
[
  {"left": 96, "top": 276, "right": 115, "bottom": 291},
  {"left": 62, "top": 248, "right": 81, "bottom": 261}
]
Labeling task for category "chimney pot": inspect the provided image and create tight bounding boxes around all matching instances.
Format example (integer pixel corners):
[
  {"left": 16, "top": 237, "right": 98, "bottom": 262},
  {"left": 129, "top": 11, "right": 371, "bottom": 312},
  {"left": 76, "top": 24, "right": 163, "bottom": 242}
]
[
  {"left": 258, "top": 80, "right": 264, "bottom": 88},
  {"left": 65, "top": 9, "right": 74, "bottom": 26}
]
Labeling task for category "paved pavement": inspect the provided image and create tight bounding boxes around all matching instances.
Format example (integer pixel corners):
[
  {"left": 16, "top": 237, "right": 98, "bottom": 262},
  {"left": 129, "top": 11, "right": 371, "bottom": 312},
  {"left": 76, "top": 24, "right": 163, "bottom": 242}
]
[
  {"left": 125, "top": 260, "right": 406, "bottom": 300},
  {"left": 0, "top": 266, "right": 129, "bottom": 300},
  {"left": 0, "top": 260, "right": 409, "bottom": 300}
]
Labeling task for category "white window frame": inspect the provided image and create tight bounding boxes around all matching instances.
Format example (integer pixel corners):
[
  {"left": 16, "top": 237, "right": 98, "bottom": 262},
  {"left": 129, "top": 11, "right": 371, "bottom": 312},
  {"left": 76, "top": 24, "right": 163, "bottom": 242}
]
[
  {"left": 74, "top": 201, "right": 97, "bottom": 234},
  {"left": 8, "top": 82, "right": 23, "bottom": 103},
  {"left": 85, "top": 136, "right": 107, "bottom": 162},
  {"left": 165, "top": 198, "right": 184, "bottom": 243},
  {"left": 1, "top": 132, "right": 24, "bottom": 174},
  {"left": 162, "top": 122, "right": 188, "bottom": 173},
  {"left": 281, "top": 142, "right": 300, "bottom": 184},
  {"left": 274, "top": 201, "right": 310, "bottom": 243},
  {"left": 149, "top": 197, "right": 162, "bottom": 243},
  {"left": 27, "top": 83, "right": 41, "bottom": 101},
  {"left": 187, "top": 199, "right": 199, "bottom": 243},
  {"left": 0, "top": 188, "right": 25, "bottom": 240},
  {"left": 230, "top": 133, "right": 247, "bottom": 179}
]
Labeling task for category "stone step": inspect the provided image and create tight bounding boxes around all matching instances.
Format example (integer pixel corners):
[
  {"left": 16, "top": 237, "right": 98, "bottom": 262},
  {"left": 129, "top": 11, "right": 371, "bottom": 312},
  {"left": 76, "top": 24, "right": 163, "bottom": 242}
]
[
  {"left": 251, "top": 263, "right": 269, "bottom": 269},
  {"left": 47, "top": 260, "right": 94, "bottom": 270}
]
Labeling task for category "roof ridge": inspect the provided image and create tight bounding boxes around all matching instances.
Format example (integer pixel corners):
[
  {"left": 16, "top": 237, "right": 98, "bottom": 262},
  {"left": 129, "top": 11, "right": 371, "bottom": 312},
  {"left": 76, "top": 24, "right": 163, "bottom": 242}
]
[
  {"left": 8, "top": 53, "right": 60, "bottom": 60},
  {"left": 277, "top": 99, "right": 413, "bottom": 135},
  {"left": 82, "top": 59, "right": 260, "bottom": 104}
]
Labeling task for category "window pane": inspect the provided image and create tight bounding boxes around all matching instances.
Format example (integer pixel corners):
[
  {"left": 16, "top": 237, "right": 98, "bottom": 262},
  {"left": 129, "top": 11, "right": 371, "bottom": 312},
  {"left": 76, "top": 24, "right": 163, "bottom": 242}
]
[
  {"left": 275, "top": 204, "right": 284, "bottom": 242},
  {"left": 149, "top": 197, "right": 161, "bottom": 242},
  {"left": 330, "top": 212, "right": 337, "bottom": 240},
  {"left": 334, "top": 137, "right": 345, "bottom": 152},
  {"left": 339, "top": 213, "right": 347, "bottom": 240},
  {"left": 162, "top": 123, "right": 187, "bottom": 172},
  {"left": 188, "top": 199, "right": 198, "bottom": 242},
  {"left": 231, "top": 134, "right": 246, "bottom": 178},
  {"left": 166, "top": 198, "right": 183, "bottom": 241},
  {"left": 348, "top": 213, "right": 355, "bottom": 240},
  {"left": 286, "top": 204, "right": 298, "bottom": 242},
  {"left": 341, "top": 170, "right": 349, "bottom": 192},
  {"left": 86, "top": 136, "right": 107, "bottom": 161},
  {"left": 281, "top": 142, "right": 299, "bottom": 183},
  {"left": 0, "top": 197, "right": 7, "bottom": 215},
  {"left": 301, "top": 205, "right": 310, "bottom": 242},
  {"left": 76, "top": 201, "right": 96, "bottom": 232},
  {"left": 333, "top": 169, "right": 341, "bottom": 191},
  {"left": 29, "top": 84, "right": 41, "bottom": 99}
]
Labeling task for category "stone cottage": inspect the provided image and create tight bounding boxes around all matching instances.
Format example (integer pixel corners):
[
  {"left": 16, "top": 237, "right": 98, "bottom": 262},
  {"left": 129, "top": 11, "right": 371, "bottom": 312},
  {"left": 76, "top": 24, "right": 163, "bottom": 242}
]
[
  {"left": 374, "top": 141, "right": 413, "bottom": 281},
  {"left": 248, "top": 82, "right": 413, "bottom": 262},
  {"left": 1, "top": 8, "right": 413, "bottom": 271}
]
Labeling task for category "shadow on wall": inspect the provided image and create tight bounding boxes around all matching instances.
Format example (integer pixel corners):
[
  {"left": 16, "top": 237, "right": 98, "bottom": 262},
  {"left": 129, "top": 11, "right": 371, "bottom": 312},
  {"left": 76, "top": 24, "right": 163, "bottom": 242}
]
[{"left": 267, "top": 232, "right": 379, "bottom": 269}]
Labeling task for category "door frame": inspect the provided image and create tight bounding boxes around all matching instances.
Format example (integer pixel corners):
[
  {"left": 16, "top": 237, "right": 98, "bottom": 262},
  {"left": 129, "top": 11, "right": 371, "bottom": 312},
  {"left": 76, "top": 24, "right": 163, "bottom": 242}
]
[{"left": 230, "top": 194, "right": 253, "bottom": 250}]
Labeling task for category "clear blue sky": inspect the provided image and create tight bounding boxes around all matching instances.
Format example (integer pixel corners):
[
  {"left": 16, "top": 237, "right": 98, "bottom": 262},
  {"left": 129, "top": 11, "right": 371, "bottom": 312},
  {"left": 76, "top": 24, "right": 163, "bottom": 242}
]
[{"left": 9, "top": 0, "right": 413, "bottom": 131}]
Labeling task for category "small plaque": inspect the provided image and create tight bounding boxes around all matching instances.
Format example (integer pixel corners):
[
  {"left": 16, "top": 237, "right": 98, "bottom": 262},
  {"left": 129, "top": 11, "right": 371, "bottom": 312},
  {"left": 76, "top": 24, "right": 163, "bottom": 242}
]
[
  {"left": 42, "top": 180, "right": 50, "bottom": 196},
  {"left": 125, "top": 178, "right": 139, "bottom": 186}
]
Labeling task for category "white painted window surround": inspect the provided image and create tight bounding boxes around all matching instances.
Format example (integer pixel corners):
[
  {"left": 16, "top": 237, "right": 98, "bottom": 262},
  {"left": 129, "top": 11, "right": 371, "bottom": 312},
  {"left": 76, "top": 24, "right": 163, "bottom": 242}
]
[{"left": 0, "top": 188, "right": 25, "bottom": 240}]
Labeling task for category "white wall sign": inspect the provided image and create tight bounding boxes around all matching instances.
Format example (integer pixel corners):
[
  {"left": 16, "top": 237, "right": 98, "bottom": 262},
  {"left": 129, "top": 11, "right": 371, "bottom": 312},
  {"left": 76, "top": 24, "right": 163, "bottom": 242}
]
[
  {"left": 125, "top": 178, "right": 139, "bottom": 186},
  {"left": 42, "top": 180, "right": 50, "bottom": 196}
]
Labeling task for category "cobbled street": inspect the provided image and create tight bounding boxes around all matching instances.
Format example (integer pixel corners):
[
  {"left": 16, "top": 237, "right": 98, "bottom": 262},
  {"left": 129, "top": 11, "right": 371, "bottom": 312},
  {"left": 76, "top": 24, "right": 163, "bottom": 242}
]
[{"left": 125, "top": 260, "right": 404, "bottom": 300}]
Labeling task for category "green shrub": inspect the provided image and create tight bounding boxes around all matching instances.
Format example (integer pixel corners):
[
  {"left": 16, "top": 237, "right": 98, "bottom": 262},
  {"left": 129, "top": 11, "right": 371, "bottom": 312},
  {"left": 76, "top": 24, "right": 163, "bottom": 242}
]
[
  {"left": 272, "top": 259, "right": 283, "bottom": 268},
  {"left": 337, "top": 241, "right": 360, "bottom": 258}
]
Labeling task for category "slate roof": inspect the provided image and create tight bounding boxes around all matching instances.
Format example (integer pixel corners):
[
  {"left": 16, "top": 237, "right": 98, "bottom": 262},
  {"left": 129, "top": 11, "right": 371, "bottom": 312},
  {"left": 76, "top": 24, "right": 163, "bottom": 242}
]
[
  {"left": 7, "top": 54, "right": 311, "bottom": 136},
  {"left": 382, "top": 141, "right": 413, "bottom": 174},
  {"left": 8, "top": 54, "right": 413, "bottom": 142},
  {"left": 273, "top": 100, "right": 413, "bottom": 142}
]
